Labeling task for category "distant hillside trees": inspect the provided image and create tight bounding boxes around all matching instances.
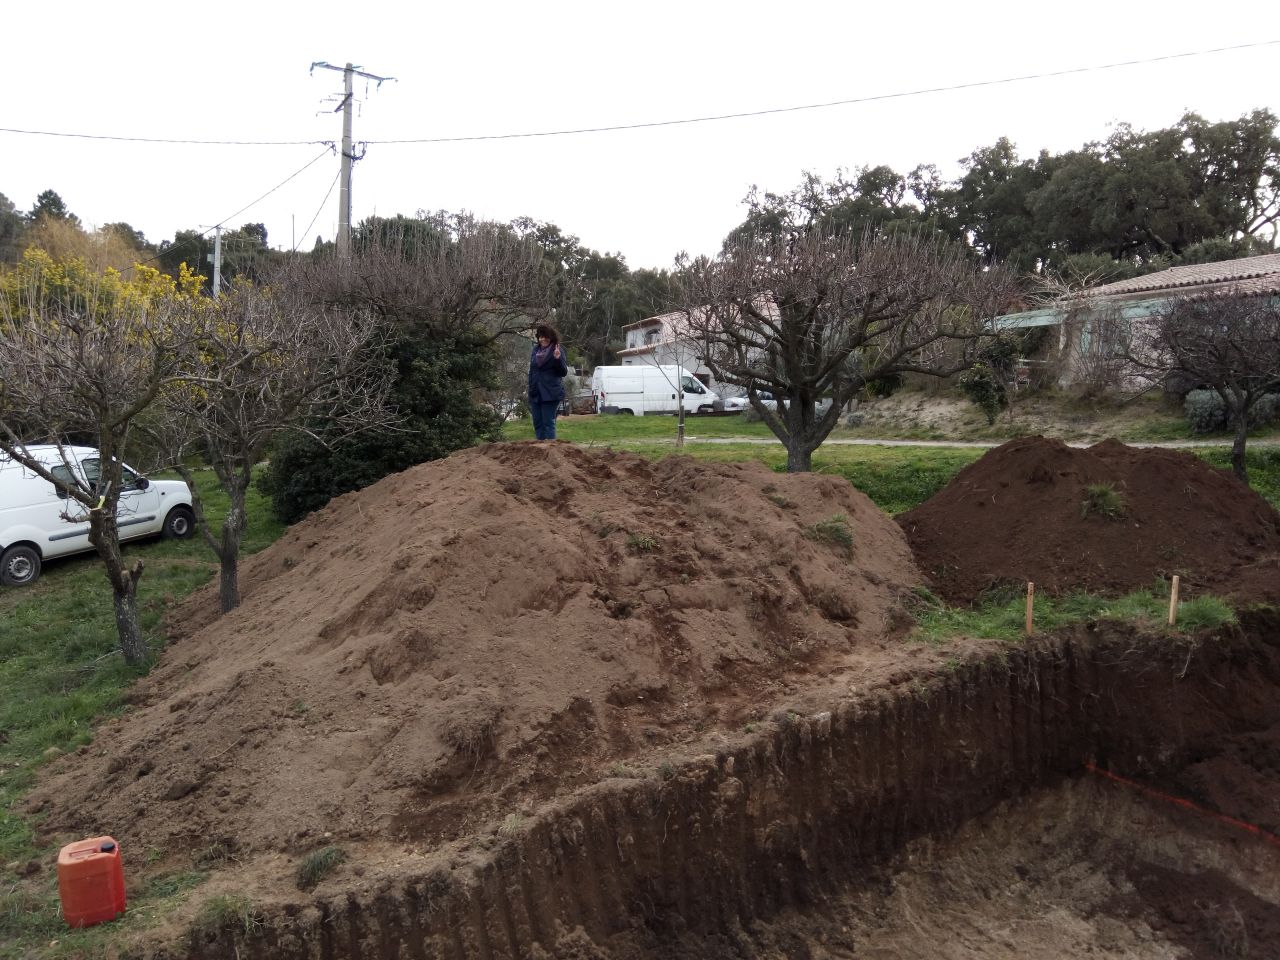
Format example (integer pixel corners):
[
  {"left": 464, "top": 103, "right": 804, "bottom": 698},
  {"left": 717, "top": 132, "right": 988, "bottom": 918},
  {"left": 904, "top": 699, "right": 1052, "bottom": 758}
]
[{"left": 723, "top": 109, "right": 1279, "bottom": 279}]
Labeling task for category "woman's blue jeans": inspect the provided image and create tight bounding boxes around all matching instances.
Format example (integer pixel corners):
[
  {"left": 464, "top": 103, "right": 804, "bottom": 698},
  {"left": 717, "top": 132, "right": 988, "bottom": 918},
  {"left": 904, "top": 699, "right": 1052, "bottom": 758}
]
[{"left": 531, "top": 400, "right": 560, "bottom": 440}]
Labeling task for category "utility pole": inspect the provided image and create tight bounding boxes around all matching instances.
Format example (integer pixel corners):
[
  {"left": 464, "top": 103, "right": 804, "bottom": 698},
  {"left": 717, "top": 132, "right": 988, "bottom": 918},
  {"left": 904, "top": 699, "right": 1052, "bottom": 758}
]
[
  {"left": 310, "top": 61, "right": 394, "bottom": 259},
  {"left": 206, "top": 224, "right": 224, "bottom": 298}
]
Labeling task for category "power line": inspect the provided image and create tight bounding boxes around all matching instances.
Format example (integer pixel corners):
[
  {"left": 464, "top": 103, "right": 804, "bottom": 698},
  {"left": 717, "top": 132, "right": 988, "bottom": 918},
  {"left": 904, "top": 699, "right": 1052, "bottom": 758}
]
[
  {"left": 0, "top": 128, "right": 327, "bottom": 146},
  {"left": 212, "top": 146, "right": 334, "bottom": 231},
  {"left": 294, "top": 170, "right": 342, "bottom": 253},
  {"left": 370, "top": 39, "right": 1280, "bottom": 144},
  {"left": 1, "top": 40, "right": 1275, "bottom": 151},
  {"left": 136, "top": 147, "right": 335, "bottom": 266}
]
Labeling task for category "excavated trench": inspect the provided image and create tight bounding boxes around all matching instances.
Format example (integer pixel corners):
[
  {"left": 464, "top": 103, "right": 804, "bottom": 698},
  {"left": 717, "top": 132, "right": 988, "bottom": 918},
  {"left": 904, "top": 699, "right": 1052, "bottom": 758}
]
[{"left": 167, "top": 613, "right": 1280, "bottom": 960}]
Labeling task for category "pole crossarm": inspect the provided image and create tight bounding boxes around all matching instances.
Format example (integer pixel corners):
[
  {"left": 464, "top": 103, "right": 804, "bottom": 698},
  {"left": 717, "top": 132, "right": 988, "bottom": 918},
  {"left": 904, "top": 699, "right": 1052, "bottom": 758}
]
[{"left": 309, "top": 60, "right": 394, "bottom": 259}]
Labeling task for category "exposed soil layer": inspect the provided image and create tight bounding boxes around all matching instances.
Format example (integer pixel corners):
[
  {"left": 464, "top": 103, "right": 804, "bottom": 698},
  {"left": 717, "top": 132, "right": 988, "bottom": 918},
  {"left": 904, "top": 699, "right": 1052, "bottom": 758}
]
[
  {"left": 598, "top": 776, "right": 1280, "bottom": 960},
  {"left": 28, "top": 442, "right": 922, "bottom": 861},
  {"left": 144, "top": 614, "right": 1280, "bottom": 959},
  {"left": 897, "top": 436, "right": 1280, "bottom": 605}
]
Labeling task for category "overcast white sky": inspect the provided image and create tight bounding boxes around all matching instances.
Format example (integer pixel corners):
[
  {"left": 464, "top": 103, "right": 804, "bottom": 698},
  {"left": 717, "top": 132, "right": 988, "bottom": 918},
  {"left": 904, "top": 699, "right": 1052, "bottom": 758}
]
[{"left": 4, "top": 2, "right": 1277, "bottom": 270}]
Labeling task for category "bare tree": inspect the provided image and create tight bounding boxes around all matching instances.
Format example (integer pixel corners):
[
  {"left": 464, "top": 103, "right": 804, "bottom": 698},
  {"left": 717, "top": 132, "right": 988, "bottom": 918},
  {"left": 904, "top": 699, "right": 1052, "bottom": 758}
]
[
  {"left": 338, "top": 213, "right": 553, "bottom": 342},
  {"left": 150, "top": 273, "right": 394, "bottom": 612},
  {"left": 1122, "top": 293, "right": 1280, "bottom": 484},
  {"left": 0, "top": 264, "right": 201, "bottom": 664},
  {"left": 680, "top": 231, "right": 1017, "bottom": 471}
]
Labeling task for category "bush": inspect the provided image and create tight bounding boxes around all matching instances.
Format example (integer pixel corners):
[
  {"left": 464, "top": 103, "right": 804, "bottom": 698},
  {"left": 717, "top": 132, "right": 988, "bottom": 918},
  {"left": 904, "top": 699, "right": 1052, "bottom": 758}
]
[
  {"left": 261, "top": 330, "right": 502, "bottom": 524},
  {"left": 1183, "top": 390, "right": 1280, "bottom": 434},
  {"left": 958, "top": 362, "right": 1006, "bottom": 424}
]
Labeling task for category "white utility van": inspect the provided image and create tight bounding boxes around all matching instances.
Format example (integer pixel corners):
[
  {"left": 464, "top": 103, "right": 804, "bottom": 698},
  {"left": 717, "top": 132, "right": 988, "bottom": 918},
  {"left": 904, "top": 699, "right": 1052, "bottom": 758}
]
[
  {"left": 0, "top": 445, "right": 195, "bottom": 587},
  {"left": 591, "top": 365, "right": 721, "bottom": 416}
]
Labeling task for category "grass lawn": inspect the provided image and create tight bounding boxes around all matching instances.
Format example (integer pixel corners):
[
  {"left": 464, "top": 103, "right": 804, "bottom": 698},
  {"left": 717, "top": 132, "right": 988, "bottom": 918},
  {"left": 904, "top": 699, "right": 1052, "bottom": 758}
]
[
  {"left": 502, "top": 411, "right": 779, "bottom": 443},
  {"left": 0, "top": 471, "right": 282, "bottom": 958}
]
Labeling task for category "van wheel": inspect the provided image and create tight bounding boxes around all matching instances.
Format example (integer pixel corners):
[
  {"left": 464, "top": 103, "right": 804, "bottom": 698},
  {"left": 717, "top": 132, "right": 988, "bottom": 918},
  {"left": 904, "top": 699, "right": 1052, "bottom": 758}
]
[
  {"left": 697, "top": 404, "right": 713, "bottom": 414},
  {"left": 163, "top": 506, "right": 196, "bottom": 540},
  {"left": 619, "top": 409, "right": 634, "bottom": 416},
  {"left": 1, "top": 545, "right": 41, "bottom": 587}
]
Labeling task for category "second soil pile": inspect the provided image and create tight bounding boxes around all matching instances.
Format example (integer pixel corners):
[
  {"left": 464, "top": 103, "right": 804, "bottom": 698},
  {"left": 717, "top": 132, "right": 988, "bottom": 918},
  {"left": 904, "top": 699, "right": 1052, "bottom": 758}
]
[{"left": 898, "top": 436, "right": 1280, "bottom": 604}]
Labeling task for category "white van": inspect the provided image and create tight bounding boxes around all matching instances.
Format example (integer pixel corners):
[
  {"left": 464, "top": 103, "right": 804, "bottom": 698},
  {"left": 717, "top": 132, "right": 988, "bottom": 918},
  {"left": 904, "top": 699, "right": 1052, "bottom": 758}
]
[
  {"left": 591, "top": 365, "right": 721, "bottom": 416},
  {"left": 0, "top": 445, "right": 195, "bottom": 587}
]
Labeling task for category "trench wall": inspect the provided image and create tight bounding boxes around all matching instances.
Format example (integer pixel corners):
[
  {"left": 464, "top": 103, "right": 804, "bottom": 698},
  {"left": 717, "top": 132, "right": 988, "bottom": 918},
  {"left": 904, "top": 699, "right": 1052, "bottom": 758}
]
[{"left": 178, "top": 616, "right": 1280, "bottom": 960}]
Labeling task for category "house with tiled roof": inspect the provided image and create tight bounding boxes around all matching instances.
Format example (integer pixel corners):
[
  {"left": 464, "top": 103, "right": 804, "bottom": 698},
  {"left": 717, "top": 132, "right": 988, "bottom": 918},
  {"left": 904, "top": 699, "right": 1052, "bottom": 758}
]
[{"left": 995, "top": 252, "right": 1280, "bottom": 386}]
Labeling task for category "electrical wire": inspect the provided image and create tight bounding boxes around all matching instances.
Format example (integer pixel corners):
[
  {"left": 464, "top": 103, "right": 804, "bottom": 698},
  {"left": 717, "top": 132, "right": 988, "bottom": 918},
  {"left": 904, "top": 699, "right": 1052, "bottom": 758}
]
[
  {"left": 370, "top": 39, "right": 1280, "bottom": 144},
  {"left": 294, "top": 170, "right": 342, "bottom": 253},
  {"left": 1, "top": 39, "right": 1275, "bottom": 149},
  {"left": 212, "top": 146, "right": 334, "bottom": 232},
  {"left": 135, "top": 146, "right": 335, "bottom": 266},
  {"left": 0, "top": 128, "right": 327, "bottom": 146}
]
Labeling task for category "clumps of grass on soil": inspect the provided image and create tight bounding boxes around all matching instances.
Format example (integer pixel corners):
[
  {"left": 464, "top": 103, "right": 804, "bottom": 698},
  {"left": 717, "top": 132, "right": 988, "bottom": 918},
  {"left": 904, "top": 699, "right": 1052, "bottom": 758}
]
[
  {"left": 804, "top": 514, "right": 853, "bottom": 556},
  {"left": 910, "top": 585, "right": 1235, "bottom": 644},
  {"left": 1081, "top": 482, "right": 1128, "bottom": 519},
  {"left": 497, "top": 813, "right": 526, "bottom": 837},
  {"left": 191, "top": 894, "right": 263, "bottom": 937},
  {"left": 295, "top": 846, "right": 347, "bottom": 891},
  {"left": 626, "top": 532, "right": 658, "bottom": 553}
]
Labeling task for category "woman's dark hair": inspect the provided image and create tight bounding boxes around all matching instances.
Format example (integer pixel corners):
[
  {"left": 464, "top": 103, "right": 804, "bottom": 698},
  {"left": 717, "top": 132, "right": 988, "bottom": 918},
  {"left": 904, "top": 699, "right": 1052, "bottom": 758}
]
[{"left": 534, "top": 324, "right": 560, "bottom": 345}]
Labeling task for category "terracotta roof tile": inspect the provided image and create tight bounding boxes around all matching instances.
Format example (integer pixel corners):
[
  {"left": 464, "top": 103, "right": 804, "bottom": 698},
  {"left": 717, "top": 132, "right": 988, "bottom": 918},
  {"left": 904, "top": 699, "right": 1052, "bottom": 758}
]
[{"left": 1083, "top": 253, "right": 1280, "bottom": 300}]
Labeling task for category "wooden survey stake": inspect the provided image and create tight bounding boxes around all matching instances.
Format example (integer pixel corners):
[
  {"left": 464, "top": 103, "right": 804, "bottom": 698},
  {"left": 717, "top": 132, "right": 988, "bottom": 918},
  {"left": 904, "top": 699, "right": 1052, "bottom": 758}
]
[
  {"left": 1168, "top": 575, "right": 1180, "bottom": 626},
  {"left": 1026, "top": 581, "right": 1035, "bottom": 635}
]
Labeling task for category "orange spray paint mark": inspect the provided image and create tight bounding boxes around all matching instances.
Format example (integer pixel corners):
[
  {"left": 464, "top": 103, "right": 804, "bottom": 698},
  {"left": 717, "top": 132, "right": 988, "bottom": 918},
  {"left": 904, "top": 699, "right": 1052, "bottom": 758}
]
[{"left": 1083, "top": 761, "right": 1280, "bottom": 849}]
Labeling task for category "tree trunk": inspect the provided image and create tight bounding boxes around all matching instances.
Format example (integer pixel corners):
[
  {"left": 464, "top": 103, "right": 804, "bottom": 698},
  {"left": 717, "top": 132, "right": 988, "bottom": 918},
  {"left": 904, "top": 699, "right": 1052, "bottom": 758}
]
[
  {"left": 113, "top": 588, "right": 146, "bottom": 666},
  {"left": 218, "top": 483, "right": 248, "bottom": 612},
  {"left": 786, "top": 443, "right": 814, "bottom": 472},
  {"left": 1231, "top": 417, "right": 1250, "bottom": 485},
  {"left": 90, "top": 512, "right": 148, "bottom": 665}
]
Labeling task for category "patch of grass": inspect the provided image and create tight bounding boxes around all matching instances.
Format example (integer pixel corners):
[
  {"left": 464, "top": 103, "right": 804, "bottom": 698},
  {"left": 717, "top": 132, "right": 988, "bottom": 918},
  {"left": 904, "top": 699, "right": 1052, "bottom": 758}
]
[
  {"left": 142, "top": 870, "right": 209, "bottom": 899},
  {"left": 804, "top": 514, "right": 854, "bottom": 556},
  {"left": 192, "top": 836, "right": 238, "bottom": 868},
  {"left": 911, "top": 585, "right": 1236, "bottom": 644},
  {"left": 1175, "top": 595, "right": 1238, "bottom": 632},
  {"left": 625, "top": 532, "right": 658, "bottom": 553},
  {"left": 502, "top": 412, "right": 778, "bottom": 443},
  {"left": 1081, "top": 482, "right": 1128, "bottom": 520},
  {"left": 497, "top": 813, "right": 526, "bottom": 837},
  {"left": 191, "top": 894, "right": 263, "bottom": 937},
  {"left": 295, "top": 845, "right": 347, "bottom": 891}
]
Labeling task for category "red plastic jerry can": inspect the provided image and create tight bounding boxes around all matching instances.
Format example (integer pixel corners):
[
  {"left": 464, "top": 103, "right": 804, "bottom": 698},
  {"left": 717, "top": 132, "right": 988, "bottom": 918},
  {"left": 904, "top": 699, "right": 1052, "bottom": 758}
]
[{"left": 57, "top": 836, "right": 127, "bottom": 928}]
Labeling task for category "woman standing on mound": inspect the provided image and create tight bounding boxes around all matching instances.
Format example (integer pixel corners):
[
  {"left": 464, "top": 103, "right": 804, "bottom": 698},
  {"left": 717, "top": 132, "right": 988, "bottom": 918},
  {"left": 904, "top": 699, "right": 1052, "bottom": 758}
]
[{"left": 527, "top": 324, "right": 569, "bottom": 440}]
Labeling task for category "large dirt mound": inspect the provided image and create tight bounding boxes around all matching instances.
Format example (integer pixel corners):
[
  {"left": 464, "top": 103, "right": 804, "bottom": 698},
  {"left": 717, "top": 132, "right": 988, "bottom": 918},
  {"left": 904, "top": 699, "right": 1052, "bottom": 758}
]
[
  {"left": 28, "top": 442, "right": 921, "bottom": 861},
  {"left": 898, "top": 436, "right": 1280, "bottom": 604}
]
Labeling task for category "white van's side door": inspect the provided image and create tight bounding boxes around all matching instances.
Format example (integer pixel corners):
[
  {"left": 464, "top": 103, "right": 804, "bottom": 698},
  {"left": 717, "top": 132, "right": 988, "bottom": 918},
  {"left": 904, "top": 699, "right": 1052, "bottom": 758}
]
[
  {"left": 645, "top": 368, "right": 677, "bottom": 415},
  {"left": 44, "top": 462, "right": 93, "bottom": 558}
]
